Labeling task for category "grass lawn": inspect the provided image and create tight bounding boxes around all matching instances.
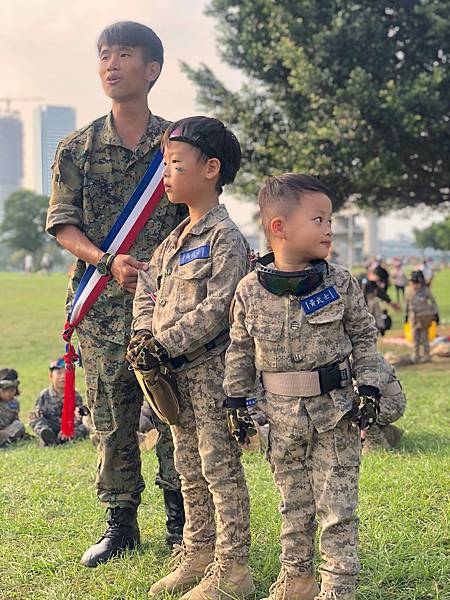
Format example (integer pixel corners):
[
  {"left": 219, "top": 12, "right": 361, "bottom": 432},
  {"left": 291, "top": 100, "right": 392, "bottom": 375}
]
[{"left": 0, "top": 271, "right": 449, "bottom": 600}]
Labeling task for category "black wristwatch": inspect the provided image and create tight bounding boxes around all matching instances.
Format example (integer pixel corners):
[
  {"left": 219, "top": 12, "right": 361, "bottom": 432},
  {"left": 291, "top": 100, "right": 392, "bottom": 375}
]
[{"left": 96, "top": 253, "right": 116, "bottom": 277}]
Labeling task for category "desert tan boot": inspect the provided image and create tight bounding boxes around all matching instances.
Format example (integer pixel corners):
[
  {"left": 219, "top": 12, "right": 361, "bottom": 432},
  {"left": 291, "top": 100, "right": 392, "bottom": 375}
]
[
  {"left": 262, "top": 568, "right": 319, "bottom": 600},
  {"left": 179, "top": 559, "right": 255, "bottom": 600},
  {"left": 314, "top": 591, "right": 356, "bottom": 599},
  {"left": 148, "top": 543, "right": 214, "bottom": 596}
]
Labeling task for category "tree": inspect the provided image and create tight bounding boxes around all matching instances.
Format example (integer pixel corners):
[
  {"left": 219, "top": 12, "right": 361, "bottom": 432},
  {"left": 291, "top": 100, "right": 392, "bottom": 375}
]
[
  {"left": 0, "top": 190, "right": 50, "bottom": 255},
  {"left": 415, "top": 217, "right": 450, "bottom": 252},
  {"left": 185, "top": 0, "right": 450, "bottom": 211}
]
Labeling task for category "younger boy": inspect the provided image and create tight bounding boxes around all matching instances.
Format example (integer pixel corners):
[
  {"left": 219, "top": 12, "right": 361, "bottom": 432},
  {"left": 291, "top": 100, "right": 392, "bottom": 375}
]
[
  {"left": 0, "top": 368, "right": 26, "bottom": 447},
  {"left": 128, "top": 116, "right": 254, "bottom": 599},
  {"left": 224, "top": 174, "right": 388, "bottom": 600},
  {"left": 29, "top": 358, "right": 89, "bottom": 446},
  {"left": 405, "top": 270, "right": 439, "bottom": 363}
]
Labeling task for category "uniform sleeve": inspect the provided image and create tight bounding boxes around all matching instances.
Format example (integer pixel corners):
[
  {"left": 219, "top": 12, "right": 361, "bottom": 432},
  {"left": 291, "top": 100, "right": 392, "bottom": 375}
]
[
  {"left": 343, "top": 275, "right": 387, "bottom": 390},
  {"left": 29, "top": 391, "right": 45, "bottom": 423},
  {"left": 427, "top": 290, "right": 439, "bottom": 315},
  {"left": 46, "top": 143, "right": 84, "bottom": 237},
  {"left": 132, "top": 267, "right": 158, "bottom": 332},
  {"left": 156, "top": 228, "right": 248, "bottom": 356},
  {"left": 223, "top": 285, "right": 257, "bottom": 398}
]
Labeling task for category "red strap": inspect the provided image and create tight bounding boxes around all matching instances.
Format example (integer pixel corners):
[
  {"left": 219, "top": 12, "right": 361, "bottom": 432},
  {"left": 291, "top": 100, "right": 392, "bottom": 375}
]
[{"left": 61, "top": 322, "right": 79, "bottom": 438}]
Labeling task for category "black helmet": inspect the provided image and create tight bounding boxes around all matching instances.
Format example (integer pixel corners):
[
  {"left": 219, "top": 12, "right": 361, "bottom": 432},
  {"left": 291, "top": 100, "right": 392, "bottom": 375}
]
[
  {"left": 410, "top": 270, "right": 425, "bottom": 284},
  {"left": 0, "top": 368, "right": 20, "bottom": 390}
]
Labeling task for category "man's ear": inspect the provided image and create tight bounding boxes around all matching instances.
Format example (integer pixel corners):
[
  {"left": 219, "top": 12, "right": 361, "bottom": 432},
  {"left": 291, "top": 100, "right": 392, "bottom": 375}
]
[
  {"left": 270, "top": 217, "right": 286, "bottom": 240},
  {"left": 146, "top": 61, "right": 161, "bottom": 85},
  {"left": 205, "top": 158, "right": 221, "bottom": 180}
]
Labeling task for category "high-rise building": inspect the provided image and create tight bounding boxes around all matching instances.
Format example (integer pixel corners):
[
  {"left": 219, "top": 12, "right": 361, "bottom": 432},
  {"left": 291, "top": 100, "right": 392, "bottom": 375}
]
[
  {"left": 0, "top": 112, "right": 23, "bottom": 217},
  {"left": 34, "top": 105, "right": 76, "bottom": 196}
]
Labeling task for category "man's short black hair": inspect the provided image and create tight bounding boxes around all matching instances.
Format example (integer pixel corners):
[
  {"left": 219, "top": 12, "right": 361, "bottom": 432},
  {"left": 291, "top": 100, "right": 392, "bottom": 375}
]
[
  {"left": 258, "top": 173, "right": 332, "bottom": 239},
  {"left": 97, "top": 21, "right": 164, "bottom": 89},
  {"left": 161, "top": 116, "right": 242, "bottom": 195}
]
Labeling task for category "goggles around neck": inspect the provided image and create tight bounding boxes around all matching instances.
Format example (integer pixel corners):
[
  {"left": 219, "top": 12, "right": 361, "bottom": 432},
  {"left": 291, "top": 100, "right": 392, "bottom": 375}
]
[{"left": 255, "top": 253, "right": 328, "bottom": 297}]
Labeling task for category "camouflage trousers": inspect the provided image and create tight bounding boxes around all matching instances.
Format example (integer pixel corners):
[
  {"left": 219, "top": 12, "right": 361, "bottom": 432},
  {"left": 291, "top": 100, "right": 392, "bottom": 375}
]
[
  {"left": 30, "top": 416, "right": 88, "bottom": 440},
  {"left": 412, "top": 325, "right": 430, "bottom": 360},
  {"left": 0, "top": 420, "right": 25, "bottom": 447},
  {"left": 77, "top": 330, "right": 180, "bottom": 509},
  {"left": 264, "top": 392, "right": 360, "bottom": 594},
  {"left": 171, "top": 353, "right": 251, "bottom": 562}
]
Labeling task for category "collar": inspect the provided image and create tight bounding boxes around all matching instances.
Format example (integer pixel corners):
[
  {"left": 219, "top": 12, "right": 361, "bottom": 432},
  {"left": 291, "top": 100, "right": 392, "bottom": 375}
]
[
  {"left": 99, "top": 111, "right": 165, "bottom": 152},
  {"left": 169, "top": 204, "right": 229, "bottom": 242}
]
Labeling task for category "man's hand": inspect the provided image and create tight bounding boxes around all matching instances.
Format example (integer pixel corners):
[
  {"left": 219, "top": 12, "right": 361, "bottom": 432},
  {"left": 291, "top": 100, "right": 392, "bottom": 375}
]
[
  {"left": 224, "top": 398, "right": 257, "bottom": 445},
  {"left": 126, "top": 330, "right": 157, "bottom": 369},
  {"left": 111, "top": 254, "right": 149, "bottom": 294},
  {"left": 351, "top": 385, "right": 381, "bottom": 431}
]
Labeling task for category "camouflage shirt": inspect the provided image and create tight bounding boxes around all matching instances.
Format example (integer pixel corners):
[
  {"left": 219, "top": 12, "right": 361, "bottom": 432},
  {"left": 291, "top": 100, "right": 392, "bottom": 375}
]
[
  {"left": 29, "top": 386, "right": 83, "bottom": 432},
  {"left": 224, "top": 263, "right": 387, "bottom": 431},
  {"left": 405, "top": 285, "right": 438, "bottom": 319},
  {"left": 133, "top": 204, "right": 249, "bottom": 366},
  {"left": 0, "top": 398, "right": 21, "bottom": 430},
  {"left": 46, "top": 112, "right": 186, "bottom": 345}
]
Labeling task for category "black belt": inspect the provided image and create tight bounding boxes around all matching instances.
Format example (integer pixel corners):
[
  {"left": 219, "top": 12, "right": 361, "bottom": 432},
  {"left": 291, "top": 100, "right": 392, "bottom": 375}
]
[{"left": 169, "top": 329, "right": 230, "bottom": 369}]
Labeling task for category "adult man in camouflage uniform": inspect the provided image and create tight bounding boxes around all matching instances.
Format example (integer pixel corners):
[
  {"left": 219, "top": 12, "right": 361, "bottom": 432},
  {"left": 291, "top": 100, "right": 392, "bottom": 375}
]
[
  {"left": 224, "top": 174, "right": 388, "bottom": 599},
  {"left": 46, "top": 21, "right": 185, "bottom": 567},
  {"left": 29, "top": 357, "right": 88, "bottom": 445},
  {"left": 404, "top": 270, "right": 439, "bottom": 363},
  {"left": 0, "top": 369, "right": 26, "bottom": 447}
]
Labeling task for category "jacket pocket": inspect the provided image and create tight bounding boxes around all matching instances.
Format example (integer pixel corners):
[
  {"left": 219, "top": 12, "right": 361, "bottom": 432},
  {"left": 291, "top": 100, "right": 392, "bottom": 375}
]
[
  {"left": 245, "top": 314, "right": 283, "bottom": 341},
  {"left": 304, "top": 300, "right": 345, "bottom": 325},
  {"left": 174, "top": 260, "right": 212, "bottom": 280}
]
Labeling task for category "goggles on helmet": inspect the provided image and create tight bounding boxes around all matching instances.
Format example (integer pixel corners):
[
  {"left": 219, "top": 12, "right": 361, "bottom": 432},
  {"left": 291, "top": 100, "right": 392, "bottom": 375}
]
[
  {"left": 255, "top": 253, "right": 328, "bottom": 297},
  {"left": 0, "top": 379, "right": 19, "bottom": 390}
]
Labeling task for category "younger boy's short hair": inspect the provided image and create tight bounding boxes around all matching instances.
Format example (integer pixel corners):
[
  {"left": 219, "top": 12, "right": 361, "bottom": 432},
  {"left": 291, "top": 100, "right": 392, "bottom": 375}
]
[
  {"left": 97, "top": 21, "right": 164, "bottom": 89},
  {"left": 161, "top": 116, "right": 241, "bottom": 194},
  {"left": 258, "top": 173, "right": 332, "bottom": 239}
]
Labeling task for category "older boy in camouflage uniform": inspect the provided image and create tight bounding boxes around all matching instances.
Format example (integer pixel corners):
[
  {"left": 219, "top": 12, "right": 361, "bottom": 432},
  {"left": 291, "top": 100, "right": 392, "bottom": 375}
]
[
  {"left": 128, "top": 117, "right": 254, "bottom": 599},
  {"left": 29, "top": 358, "right": 88, "bottom": 446},
  {"left": 0, "top": 369, "right": 26, "bottom": 447},
  {"left": 46, "top": 22, "right": 185, "bottom": 566},
  {"left": 224, "top": 174, "right": 388, "bottom": 600}
]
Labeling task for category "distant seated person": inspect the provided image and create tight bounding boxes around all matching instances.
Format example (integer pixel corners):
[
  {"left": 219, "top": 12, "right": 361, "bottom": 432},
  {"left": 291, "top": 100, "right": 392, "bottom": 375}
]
[
  {"left": 0, "top": 368, "right": 26, "bottom": 447},
  {"left": 363, "top": 357, "right": 406, "bottom": 452},
  {"left": 29, "top": 358, "right": 89, "bottom": 446}
]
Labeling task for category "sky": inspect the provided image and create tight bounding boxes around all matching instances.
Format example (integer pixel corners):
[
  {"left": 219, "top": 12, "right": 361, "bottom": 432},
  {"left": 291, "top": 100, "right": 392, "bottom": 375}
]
[{"left": 1, "top": 0, "right": 444, "bottom": 242}]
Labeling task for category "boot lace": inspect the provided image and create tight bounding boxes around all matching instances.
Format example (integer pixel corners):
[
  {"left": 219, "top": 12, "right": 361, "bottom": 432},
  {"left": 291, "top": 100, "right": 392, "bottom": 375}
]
[
  {"left": 168, "top": 543, "right": 188, "bottom": 569},
  {"left": 317, "top": 592, "right": 338, "bottom": 600},
  {"left": 201, "top": 559, "right": 232, "bottom": 591},
  {"left": 267, "top": 568, "right": 288, "bottom": 599}
]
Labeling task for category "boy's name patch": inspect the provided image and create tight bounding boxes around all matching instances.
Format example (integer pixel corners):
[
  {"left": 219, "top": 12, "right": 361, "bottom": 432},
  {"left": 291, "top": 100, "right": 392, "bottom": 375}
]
[
  {"left": 301, "top": 286, "right": 340, "bottom": 315},
  {"left": 179, "top": 245, "right": 210, "bottom": 265}
]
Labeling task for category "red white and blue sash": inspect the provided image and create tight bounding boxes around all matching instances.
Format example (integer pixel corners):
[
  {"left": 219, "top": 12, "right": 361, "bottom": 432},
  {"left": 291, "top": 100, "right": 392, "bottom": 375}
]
[{"left": 61, "top": 150, "right": 165, "bottom": 437}]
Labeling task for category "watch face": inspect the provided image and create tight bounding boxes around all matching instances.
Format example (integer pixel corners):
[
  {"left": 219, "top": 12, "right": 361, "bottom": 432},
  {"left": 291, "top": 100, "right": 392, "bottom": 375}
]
[{"left": 97, "top": 262, "right": 108, "bottom": 276}]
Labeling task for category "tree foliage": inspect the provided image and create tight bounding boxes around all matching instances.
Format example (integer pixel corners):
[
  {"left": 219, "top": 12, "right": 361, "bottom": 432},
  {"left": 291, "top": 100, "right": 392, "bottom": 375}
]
[
  {"left": 415, "top": 217, "right": 450, "bottom": 251},
  {"left": 0, "top": 190, "right": 50, "bottom": 254},
  {"left": 185, "top": 0, "right": 450, "bottom": 211}
]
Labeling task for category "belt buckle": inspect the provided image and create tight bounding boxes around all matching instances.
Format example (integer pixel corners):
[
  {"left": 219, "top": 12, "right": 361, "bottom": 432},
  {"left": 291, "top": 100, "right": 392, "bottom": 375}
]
[{"left": 318, "top": 362, "right": 341, "bottom": 395}]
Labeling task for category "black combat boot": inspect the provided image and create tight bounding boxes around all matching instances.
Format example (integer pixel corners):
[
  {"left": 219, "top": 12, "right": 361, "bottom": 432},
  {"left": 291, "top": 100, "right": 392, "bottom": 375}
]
[
  {"left": 80, "top": 507, "right": 140, "bottom": 567},
  {"left": 163, "top": 489, "right": 185, "bottom": 547}
]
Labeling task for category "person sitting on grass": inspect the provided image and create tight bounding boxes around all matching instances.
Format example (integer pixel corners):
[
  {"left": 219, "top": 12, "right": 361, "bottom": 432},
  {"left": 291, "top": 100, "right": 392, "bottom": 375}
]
[
  {"left": 29, "top": 358, "right": 89, "bottom": 446},
  {"left": 0, "top": 368, "right": 26, "bottom": 448}
]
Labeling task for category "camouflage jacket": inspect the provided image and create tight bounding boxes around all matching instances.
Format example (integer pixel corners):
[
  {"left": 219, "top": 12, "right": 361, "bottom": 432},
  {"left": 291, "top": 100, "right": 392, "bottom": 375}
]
[
  {"left": 224, "top": 263, "right": 387, "bottom": 432},
  {"left": 46, "top": 112, "right": 186, "bottom": 345},
  {"left": 29, "top": 386, "right": 83, "bottom": 432},
  {"left": 133, "top": 204, "right": 249, "bottom": 367},
  {"left": 0, "top": 398, "right": 21, "bottom": 430},
  {"left": 405, "top": 285, "right": 438, "bottom": 320}
]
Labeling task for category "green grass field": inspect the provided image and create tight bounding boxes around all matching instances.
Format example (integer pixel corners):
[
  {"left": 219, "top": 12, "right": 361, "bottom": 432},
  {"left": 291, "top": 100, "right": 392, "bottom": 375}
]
[{"left": 0, "top": 271, "right": 449, "bottom": 600}]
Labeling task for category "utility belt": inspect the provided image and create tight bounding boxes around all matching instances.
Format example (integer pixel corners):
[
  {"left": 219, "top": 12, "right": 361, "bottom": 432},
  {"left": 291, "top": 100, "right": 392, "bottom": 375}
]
[
  {"left": 262, "top": 357, "right": 351, "bottom": 398},
  {"left": 168, "top": 329, "right": 230, "bottom": 369}
]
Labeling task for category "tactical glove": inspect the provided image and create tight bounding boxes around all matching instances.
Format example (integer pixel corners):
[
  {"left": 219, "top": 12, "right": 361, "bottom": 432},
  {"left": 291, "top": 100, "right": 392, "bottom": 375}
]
[
  {"left": 127, "top": 331, "right": 168, "bottom": 370},
  {"left": 224, "top": 397, "right": 257, "bottom": 445},
  {"left": 352, "top": 385, "right": 381, "bottom": 431}
]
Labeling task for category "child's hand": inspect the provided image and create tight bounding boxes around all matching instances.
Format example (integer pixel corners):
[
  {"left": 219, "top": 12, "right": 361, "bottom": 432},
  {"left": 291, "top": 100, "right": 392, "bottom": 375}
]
[
  {"left": 352, "top": 385, "right": 381, "bottom": 431},
  {"left": 224, "top": 398, "right": 257, "bottom": 445}
]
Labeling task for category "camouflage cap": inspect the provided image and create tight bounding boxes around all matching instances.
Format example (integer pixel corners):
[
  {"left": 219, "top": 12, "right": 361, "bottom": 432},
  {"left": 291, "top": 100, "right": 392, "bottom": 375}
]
[{"left": 0, "top": 368, "right": 20, "bottom": 389}]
